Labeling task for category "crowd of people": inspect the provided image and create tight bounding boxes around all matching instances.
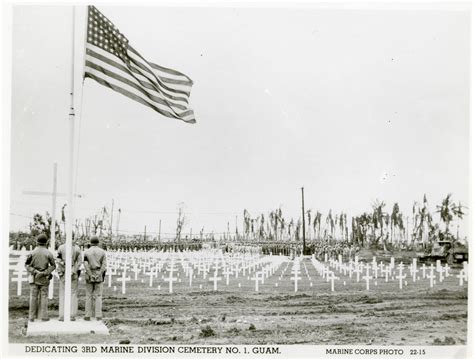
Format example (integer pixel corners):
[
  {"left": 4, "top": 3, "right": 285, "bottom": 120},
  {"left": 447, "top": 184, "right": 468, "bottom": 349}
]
[
  {"left": 104, "top": 240, "right": 204, "bottom": 252},
  {"left": 308, "top": 240, "right": 360, "bottom": 260}
]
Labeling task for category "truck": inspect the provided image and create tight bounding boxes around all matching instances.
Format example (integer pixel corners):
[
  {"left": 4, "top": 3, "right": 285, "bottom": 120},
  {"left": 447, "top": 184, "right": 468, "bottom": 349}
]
[{"left": 417, "top": 240, "right": 468, "bottom": 265}]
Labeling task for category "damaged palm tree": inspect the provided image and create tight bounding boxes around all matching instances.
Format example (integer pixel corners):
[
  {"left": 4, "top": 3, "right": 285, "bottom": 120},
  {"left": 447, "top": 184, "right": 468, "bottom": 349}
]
[{"left": 175, "top": 204, "right": 186, "bottom": 241}]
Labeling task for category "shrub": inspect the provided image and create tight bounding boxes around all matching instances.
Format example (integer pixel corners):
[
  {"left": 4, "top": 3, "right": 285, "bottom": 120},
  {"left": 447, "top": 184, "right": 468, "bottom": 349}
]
[{"left": 199, "top": 325, "right": 215, "bottom": 338}]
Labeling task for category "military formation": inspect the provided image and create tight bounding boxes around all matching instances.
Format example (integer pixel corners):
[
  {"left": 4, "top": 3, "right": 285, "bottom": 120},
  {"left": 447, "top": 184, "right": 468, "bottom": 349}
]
[{"left": 25, "top": 234, "right": 107, "bottom": 322}]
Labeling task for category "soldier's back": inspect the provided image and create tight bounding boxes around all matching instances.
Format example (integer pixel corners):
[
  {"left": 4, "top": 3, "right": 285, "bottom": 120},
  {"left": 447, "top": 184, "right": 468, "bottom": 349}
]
[
  {"left": 29, "top": 246, "right": 53, "bottom": 271},
  {"left": 84, "top": 246, "right": 106, "bottom": 268},
  {"left": 58, "top": 243, "right": 81, "bottom": 259}
]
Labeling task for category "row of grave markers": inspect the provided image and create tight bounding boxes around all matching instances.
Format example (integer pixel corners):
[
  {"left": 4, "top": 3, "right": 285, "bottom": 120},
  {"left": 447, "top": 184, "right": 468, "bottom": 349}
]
[
  {"left": 9, "top": 246, "right": 469, "bottom": 296},
  {"left": 106, "top": 250, "right": 287, "bottom": 294},
  {"left": 310, "top": 254, "right": 469, "bottom": 291}
]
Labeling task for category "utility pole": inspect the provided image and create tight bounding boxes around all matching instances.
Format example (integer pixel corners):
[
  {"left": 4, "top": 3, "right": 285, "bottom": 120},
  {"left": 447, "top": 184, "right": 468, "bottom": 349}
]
[
  {"left": 406, "top": 215, "right": 409, "bottom": 244},
  {"left": 115, "top": 208, "right": 121, "bottom": 239},
  {"left": 235, "top": 215, "right": 238, "bottom": 240},
  {"left": 301, "top": 187, "right": 306, "bottom": 255},
  {"left": 158, "top": 219, "right": 161, "bottom": 241},
  {"left": 144, "top": 225, "right": 147, "bottom": 241},
  {"left": 109, "top": 199, "right": 114, "bottom": 240}
]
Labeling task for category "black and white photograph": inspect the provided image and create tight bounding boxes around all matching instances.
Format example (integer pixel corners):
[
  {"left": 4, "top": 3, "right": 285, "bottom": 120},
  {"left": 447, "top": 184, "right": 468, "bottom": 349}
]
[{"left": 2, "top": 1, "right": 472, "bottom": 358}]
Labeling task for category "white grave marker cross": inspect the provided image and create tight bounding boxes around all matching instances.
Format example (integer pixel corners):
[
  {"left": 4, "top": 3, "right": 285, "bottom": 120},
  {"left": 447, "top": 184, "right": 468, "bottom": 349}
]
[
  {"left": 209, "top": 270, "right": 222, "bottom": 291},
  {"left": 164, "top": 268, "right": 178, "bottom": 293},
  {"left": 396, "top": 263, "right": 406, "bottom": 290},
  {"left": 11, "top": 268, "right": 28, "bottom": 296},
  {"left": 117, "top": 270, "right": 131, "bottom": 294}
]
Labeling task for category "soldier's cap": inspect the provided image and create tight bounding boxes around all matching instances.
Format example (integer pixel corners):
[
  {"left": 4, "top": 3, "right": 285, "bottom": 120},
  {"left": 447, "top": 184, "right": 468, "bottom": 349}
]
[
  {"left": 36, "top": 234, "right": 48, "bottom": 245},
  {"left": 90, "top": 236, "right": 100, "bottom": 245}
]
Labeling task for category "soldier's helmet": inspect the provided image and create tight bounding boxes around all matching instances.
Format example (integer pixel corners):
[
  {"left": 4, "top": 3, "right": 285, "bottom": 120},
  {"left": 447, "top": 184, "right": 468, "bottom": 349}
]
[
  {"left": 36, "top": 234, "right": 48, "bottom": 245},
  {"left": 90, "top": 236, "right": 100, "bottom": 245}
]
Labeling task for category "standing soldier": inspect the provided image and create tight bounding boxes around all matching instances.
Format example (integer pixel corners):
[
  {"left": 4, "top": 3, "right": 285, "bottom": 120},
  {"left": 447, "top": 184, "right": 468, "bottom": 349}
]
[
  {"left": 57, "top": 239, "right": 82, "bottom": 321},
  {"left": 25, "top": 234, "right": 56, "bottom": 322},
  {"left": 83, "top": 236, "right": 107, "bottom": 320}
]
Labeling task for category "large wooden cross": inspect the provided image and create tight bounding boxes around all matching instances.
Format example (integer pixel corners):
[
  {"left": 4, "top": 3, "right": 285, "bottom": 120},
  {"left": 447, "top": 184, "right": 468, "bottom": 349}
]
[
  {"left": 22, "top": 163, "right": 59, "bottom": 253},
  {"left": 22, "top": 163, "right": 83, "bottom": 302},
  {"left": 23, "top": 163, "right": 84, "bottom": 249}
]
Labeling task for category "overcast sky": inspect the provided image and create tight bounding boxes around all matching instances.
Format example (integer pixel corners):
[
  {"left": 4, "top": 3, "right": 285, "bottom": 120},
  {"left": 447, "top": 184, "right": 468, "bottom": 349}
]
[{"left": 8, "top": 4, "right": 471, "bottom": 238}]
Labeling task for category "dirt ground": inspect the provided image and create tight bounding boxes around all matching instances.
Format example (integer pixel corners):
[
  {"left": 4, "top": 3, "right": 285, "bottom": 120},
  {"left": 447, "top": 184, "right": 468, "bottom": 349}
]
[{"left": 9, "top": 256, "right": 468, "bottom": 345}]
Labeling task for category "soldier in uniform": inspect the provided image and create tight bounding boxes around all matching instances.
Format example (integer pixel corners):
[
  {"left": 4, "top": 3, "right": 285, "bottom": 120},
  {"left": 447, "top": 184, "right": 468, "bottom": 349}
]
[
  {"left": 25, "top": 234, "right": 56, "bottom": 322},
  {"left": 83, "top": 236, "right": 107, "bottom": 320},
  {"left": 57, "top": 239, "right": 82, "bottom": 321}
]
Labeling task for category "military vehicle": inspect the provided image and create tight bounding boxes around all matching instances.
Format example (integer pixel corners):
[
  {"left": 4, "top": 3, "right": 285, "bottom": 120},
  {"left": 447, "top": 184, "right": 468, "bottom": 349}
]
[{"left": 417, "top": 240, "right": 468, "bottom": 265}]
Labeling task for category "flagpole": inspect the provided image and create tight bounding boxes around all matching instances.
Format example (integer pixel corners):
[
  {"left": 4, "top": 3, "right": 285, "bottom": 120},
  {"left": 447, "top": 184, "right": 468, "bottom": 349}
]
[{"left": 64, "top": 5, "right": 76, "bottom": 323}]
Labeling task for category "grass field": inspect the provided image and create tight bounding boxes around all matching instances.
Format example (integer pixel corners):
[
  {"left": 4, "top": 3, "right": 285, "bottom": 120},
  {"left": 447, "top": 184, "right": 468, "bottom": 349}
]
[{"left": 8, "top": 255, "right": 468, "bottom": 345}]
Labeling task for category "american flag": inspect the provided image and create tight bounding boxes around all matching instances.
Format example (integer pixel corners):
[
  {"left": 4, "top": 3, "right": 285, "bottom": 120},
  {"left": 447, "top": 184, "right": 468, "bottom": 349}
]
[{"left": 84, "top": 5, "right": 196, "bottom": 124}]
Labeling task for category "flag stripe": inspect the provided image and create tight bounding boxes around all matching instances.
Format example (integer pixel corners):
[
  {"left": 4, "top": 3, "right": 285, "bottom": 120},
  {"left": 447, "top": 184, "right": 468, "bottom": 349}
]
[
  {"left": 85, "top": 59, "right": 189, "bottom": 111},
  {"left": 86, "top": 45, "right": 191, "bottom": 100},
  {"left": 84, "top": 72, "right": 196, "bottom": 123},
  {"left": 159, "top": 76, "right": 193, "bottom": 87},
  {"left": 126, "top": 49, "right": 192, "bottom": 96},
  {"left": 128, "top": 46, "right": 193, "bottom": 84},
  {"left": 125, "top": 53, "right": 191, "bottom": 106},
  {"left": 85, "top": 46, "right": 191, "bottom": 103},
  {"left": 85, "top": 47, "right": 190, "bottom": 109},
  {"left": 85, "top": 67, "right": 194, "bottom": 119},
  {"left": 149, "top": 62, "right": 193, "bottom": 84}
]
